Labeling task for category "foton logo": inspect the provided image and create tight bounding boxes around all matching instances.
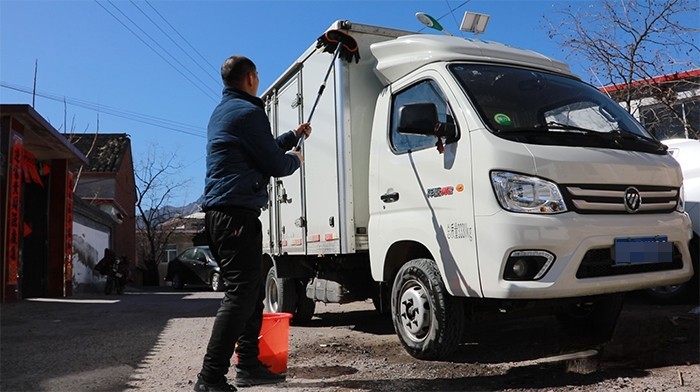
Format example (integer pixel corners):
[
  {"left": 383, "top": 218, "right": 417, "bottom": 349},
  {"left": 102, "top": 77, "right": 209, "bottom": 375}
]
[
  {"left": 427, "top": 186, "right": 454, "bottom": 198},
  {"left": 624, "top": 187, "right": 642, "bottom": 213}
]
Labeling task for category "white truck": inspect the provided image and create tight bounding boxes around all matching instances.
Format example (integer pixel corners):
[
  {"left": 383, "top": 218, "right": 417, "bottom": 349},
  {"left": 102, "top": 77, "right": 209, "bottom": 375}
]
[{"left": 259, "top": 20, "right": 694, "bottom": 359}]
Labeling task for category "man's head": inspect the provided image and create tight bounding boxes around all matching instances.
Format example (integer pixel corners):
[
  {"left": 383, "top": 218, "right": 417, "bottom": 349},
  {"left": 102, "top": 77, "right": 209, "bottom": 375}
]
[{"left": 221, "top": 55, "right": 259, "bottom": 96}]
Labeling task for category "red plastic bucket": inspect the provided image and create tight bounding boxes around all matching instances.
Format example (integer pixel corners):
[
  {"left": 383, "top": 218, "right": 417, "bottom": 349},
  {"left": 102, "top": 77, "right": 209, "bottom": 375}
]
[{"left": 258, "top": 312, "right": 293, "bottom": 374}]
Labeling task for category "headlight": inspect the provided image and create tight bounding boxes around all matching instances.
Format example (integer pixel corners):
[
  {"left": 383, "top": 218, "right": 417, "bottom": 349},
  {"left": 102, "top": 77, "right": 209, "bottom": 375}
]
[
  {"left": 676, "top": 183, "right": 685, "bottom": 213},
  {"left": 490, "top": 171, "right": 567, "bottom": 214}
]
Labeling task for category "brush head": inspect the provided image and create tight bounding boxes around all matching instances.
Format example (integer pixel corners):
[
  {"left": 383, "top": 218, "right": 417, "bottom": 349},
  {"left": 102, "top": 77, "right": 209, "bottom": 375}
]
[{"left": 316, "top": 30, "right": 361, "bottom": 63}]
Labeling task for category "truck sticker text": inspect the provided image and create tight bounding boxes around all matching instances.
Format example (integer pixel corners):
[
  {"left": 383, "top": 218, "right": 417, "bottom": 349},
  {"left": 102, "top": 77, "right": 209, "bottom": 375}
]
[
  {"left": 446, "top": 223, "right": 469, "bottom": 240},
  {"left": 427, "top": 186, "right": 454, "bottom": 198}
]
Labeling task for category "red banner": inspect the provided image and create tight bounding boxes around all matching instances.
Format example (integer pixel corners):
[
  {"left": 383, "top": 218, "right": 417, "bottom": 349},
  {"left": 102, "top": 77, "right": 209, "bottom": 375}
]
[
  {"left": 65, "top": 172, "right": 74, "bottom": 289},
  {"left": 7, "top": 134, "right": 23, "bottom": 285}
]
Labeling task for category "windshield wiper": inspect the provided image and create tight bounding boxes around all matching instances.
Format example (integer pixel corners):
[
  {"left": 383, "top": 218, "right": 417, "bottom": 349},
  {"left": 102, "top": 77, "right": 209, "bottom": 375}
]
[
  {"left": 611, "top": 128, "right": 668, "bottom": 151},
  {"left": 533, "top": 121, "right": 602, "bottom": 134},
  {"left": 495, "top": 121, "right": 595, "bottom": 133}
]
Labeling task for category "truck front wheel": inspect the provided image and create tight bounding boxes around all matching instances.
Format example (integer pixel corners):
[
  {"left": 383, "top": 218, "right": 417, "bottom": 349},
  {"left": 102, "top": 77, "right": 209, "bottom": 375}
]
[{"left": 391, "top": 258, "right": 464, "bottom": 359}]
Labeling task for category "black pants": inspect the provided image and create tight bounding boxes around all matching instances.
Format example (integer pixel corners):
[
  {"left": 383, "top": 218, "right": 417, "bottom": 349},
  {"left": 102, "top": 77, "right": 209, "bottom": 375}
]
[{"left": 200, "top": 208, "right": 264, "bottom": 382}]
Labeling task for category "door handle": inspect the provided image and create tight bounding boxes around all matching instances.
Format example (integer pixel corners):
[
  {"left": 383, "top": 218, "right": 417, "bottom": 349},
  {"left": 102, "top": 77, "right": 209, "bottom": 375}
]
[{"left": 381, "top": 191, "right": 399, "bottom": 203}]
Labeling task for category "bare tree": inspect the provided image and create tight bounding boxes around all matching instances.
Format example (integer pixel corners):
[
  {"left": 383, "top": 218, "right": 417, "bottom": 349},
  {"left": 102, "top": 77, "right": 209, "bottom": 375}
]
[
  {"left": 545, "top": 0, "right": 699, "bottom": 138},
  {"left": 134, "top": 144, "right": 188, "bottom": 285}
]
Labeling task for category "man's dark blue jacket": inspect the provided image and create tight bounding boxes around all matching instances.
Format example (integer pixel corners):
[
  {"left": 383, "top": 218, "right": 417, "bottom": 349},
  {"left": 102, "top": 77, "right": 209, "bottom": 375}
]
[{"left": 202, "top": 87, "right": 300, "bottom": 213}]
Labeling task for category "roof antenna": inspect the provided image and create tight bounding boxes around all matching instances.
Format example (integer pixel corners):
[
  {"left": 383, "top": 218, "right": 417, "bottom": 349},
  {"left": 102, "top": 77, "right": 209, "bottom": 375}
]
[{"left": 416, "top": 12, "right": 453, "bottom": 36}]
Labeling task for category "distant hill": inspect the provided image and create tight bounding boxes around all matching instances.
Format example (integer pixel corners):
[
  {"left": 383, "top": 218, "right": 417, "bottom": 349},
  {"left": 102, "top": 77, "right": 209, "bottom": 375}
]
[
  {"left": 136, "top": 195, "right": 203, "bottom": 229},
  {"left": 172, "top": 195, "right": 204, "bottom": 217}
]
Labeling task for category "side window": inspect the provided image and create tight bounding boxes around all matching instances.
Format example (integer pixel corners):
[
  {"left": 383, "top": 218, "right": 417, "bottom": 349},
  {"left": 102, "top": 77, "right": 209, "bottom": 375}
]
[
  {"left": 390, "top": 79, "right": 455, "bottom": 153},
  {"left": 194, "top": 249, "right": 207, "bottom": 262},
  {"left": 180, "top": 248, "right": 196, "bottom": 261}
]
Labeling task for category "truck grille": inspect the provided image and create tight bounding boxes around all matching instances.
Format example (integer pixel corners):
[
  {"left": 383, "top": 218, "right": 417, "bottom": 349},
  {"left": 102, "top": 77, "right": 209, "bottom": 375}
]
[
  {"left": 560, "top": 184, "right": 679, "bottom": 214},
  {"left": 576, "top": 245, "right": 683, "bottom": 278}
]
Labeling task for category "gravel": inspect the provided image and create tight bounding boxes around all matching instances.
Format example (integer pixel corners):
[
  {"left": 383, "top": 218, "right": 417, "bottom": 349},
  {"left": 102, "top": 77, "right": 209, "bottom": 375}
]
[{"left": 1, "top": 287, "right": 697, "bottom": 391}]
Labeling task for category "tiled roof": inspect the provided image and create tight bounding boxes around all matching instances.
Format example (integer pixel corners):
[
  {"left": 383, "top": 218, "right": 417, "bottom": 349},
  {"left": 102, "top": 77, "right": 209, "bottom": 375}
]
[{"left": 66, "top": 133, "right": 130, "bottom": 172}]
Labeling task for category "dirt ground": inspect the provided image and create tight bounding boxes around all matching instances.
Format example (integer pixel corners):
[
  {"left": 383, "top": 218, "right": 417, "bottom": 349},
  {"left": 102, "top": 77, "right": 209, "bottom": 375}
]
[{"left": 1, "top": 287, "right": 698, "bottom": 392}]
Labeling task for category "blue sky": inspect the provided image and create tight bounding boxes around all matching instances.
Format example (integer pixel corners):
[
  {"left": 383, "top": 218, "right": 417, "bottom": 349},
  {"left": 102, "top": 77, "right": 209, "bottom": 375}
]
[{"left": 0, "top": 0, "right": 691, "bottom": 206}]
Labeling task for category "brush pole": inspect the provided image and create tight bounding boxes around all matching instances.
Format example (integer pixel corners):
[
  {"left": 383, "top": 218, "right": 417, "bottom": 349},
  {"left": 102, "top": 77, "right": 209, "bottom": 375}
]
[{"left": 296, "top": 44, "right": 343, "bottom": 150}]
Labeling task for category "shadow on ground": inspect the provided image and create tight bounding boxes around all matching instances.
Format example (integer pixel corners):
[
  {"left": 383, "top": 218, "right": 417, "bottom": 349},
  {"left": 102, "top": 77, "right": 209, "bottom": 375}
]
[
  {"left": 0, "top": 286, "right": 221, "bottom": 392},
  {"left": 282, "top": 365, "right": 649, "bottom": 391}
]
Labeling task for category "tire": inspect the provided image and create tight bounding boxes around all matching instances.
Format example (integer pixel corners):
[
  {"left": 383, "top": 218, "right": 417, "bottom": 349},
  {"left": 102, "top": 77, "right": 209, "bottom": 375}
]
[
  {"left": 104, "top": 278, "right": 114, "bottom": 295},
  {"left": 264, "top": 266, "right": 297, "bottom": 314},
  {"left": 391, "top": 258, "right": 464, "bottom": 360},
  {"left": 372, "top": 283, "right": 391, "bottom": 315},
  {"left": 293, "top": 296, "right": 316, "bottom": 325},
  {"left": 644, "top": 234, "right": 699, "bottom": 304},
  {"left": 645, "top": 283, "right": 693, "bottom": 302},
  {"left": 556, "top": 293, "right": 624, "bottom": 344},
  {"left": 211, "top": 272, "right": 224, "bottom": 292},
  {"left": 171, "top": 273, "right": 184, "bottom": 290}
]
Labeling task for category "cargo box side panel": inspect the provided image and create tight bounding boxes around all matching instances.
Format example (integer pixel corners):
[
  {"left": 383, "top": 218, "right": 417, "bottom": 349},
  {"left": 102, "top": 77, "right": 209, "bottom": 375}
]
[
  {"left": 345, "top": 30, "right": 400, "bottom": 250},
  {"left": 301, "top": 50, "right": 342, "bottom": 255}
]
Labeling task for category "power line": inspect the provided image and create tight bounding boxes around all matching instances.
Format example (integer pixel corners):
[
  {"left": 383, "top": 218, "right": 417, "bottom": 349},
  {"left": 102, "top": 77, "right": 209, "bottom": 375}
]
[
  {"left": 128, "top": 0, "right": 221, "bottom": 86},
  {"left": 144, "top": 0, "right": 220, "bottom": 76},
  {"left": 445, "top": 0, "right": 466, "bottom": 38},
  {"left": 1, "top": 82, "right": 206, "bottom": 138},
  {"left": 103, "top": 0, "right": 219, "bottom": 98},
  {"left": 94, "top": 0, "right": 219, "bottom": 102},
  {"left": 418, "top": 1, "right": 471, "bottom": 33}
]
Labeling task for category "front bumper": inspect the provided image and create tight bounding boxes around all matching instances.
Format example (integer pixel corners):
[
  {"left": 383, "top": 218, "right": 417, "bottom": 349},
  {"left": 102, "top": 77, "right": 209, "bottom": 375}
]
[{"left": 475, "top": 211, "right": 693, "bottom": 299}]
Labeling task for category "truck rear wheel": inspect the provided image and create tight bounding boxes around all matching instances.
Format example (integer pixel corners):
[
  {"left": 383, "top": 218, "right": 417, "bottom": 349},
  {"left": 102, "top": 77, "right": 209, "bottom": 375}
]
[
  {"left": 264, "top": 266, "right": 297, "bottom": 314},
  {"left": 391, "top": 258, "right": 464, "bottom": 359}
]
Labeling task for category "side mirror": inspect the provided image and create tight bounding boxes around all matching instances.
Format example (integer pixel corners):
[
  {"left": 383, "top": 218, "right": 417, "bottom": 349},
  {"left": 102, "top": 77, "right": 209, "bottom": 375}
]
[
  {"left": 398, "top": 103, "right": 457, "bottom": 140},
  {"left": 398, "top": 103, "right": 438, "bottom": 135}
]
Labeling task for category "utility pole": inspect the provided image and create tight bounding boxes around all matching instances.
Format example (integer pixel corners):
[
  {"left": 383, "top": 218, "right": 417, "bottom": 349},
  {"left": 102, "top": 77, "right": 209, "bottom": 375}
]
[{"left": 32, "top": 59, "right": 38, "bottom": 108}]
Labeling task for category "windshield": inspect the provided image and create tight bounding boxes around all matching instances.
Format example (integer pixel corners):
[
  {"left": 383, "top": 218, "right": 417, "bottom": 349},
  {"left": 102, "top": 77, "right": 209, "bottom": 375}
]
[{"left": 449, "top": 64, "right": 665, "bottom": 153}]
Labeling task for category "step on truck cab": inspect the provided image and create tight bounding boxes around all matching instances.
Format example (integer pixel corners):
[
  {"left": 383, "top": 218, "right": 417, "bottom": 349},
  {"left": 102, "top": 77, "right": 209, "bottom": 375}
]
[{"left": 259, "top": 20, "right": 694, "bottom": 359}]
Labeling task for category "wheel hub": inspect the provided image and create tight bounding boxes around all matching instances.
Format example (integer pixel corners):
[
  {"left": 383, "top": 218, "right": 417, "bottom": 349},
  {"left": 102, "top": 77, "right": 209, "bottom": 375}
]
[
  {"left": 399, "top": 283, "right": 430, "bottom": 341},
  {"left": 267, "top": 280, "right": 279, "bottom": 311}
]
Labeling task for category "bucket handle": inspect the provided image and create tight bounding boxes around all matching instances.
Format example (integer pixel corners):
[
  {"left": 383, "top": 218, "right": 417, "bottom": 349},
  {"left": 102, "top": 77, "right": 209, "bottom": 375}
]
[{"left": 258, "top": 319, "right": 282, "bottom": 340}]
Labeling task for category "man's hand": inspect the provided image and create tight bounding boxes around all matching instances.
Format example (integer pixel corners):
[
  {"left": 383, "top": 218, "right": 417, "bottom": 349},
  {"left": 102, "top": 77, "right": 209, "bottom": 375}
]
[
  {"left": 290, "top": 147, "right": 303, "bottom": 165},
  {"left": 295, "top": 123, "right": 312, "bottom": 140}
]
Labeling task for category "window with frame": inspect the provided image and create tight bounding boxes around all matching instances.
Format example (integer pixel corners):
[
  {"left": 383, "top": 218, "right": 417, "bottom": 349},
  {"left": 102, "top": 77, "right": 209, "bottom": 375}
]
[
  {"left": 164, "top": 244, "right": 178, "bottom": 263},
  {"left": 390, "top": 79, "right": 455, "bottom": 153},
  {"left": 640, "top": 99, "right": 699, "bottom": 140}
]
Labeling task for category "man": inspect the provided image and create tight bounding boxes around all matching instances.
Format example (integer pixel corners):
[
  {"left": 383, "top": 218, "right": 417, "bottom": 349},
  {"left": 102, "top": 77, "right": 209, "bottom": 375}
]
[{"left": 194, "top": 55, "right": 311, "bottom": 392}]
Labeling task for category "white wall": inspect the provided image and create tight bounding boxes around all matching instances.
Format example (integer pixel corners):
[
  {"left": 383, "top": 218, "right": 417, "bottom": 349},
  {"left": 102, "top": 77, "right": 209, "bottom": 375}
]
[{"left": 72, "top": 221, "right": 111, "bottom": 293}]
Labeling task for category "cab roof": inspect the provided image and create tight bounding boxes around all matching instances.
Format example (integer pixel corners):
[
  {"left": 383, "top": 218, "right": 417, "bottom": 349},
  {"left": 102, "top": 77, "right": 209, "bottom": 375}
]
[{"left": 369, "top": 34, "right": 573, "bottom": 86}]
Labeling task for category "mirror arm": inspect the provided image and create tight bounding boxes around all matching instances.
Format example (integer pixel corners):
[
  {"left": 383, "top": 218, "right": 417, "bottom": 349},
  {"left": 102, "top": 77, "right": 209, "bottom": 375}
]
[{"left": 435, "top": 122, "right": 458, "bottom": 141}]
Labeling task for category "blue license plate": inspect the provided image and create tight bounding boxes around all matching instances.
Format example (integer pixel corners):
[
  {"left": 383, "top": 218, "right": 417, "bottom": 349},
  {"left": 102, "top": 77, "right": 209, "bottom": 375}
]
[{"left": 613, "top": 236, "right": 672, "bottom": 265}]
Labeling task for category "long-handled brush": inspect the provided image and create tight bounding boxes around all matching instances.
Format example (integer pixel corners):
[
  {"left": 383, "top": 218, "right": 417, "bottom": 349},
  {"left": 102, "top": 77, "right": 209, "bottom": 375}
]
[{"left": 296, "top": 29, "right": 360, "bottom": 149}]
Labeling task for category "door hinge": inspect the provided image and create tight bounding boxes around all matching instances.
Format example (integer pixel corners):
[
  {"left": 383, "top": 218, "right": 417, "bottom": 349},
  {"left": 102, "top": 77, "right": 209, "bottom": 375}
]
[{"left": 291, "top": 93, "right": 302, "bottom": 109}]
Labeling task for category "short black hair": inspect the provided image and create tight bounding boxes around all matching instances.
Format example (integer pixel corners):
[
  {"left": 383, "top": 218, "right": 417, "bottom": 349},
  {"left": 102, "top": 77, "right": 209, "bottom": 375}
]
[{"left": 221, "top": 56, "right": 256, "bottom": 87}]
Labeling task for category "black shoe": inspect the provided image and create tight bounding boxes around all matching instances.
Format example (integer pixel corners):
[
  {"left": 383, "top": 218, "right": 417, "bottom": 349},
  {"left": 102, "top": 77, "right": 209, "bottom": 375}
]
[
  {"left": 234, "top": 362, "right": 285, "bottom": 387},
  {"left": 193, "top": 373, "right": 237, "bottom": 392}
]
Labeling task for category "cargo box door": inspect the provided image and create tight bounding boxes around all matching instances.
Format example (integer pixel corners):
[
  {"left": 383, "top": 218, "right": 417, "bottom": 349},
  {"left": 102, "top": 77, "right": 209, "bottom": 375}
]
[{"left": 274, "top": 75, "right": 305, "bottom": 254}]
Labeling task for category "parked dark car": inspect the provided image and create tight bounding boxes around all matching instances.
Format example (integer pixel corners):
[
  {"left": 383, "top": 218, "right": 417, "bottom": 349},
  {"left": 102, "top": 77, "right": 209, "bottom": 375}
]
[{"left": 166, "top": 246, "right": 224, "bottom": 291}]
